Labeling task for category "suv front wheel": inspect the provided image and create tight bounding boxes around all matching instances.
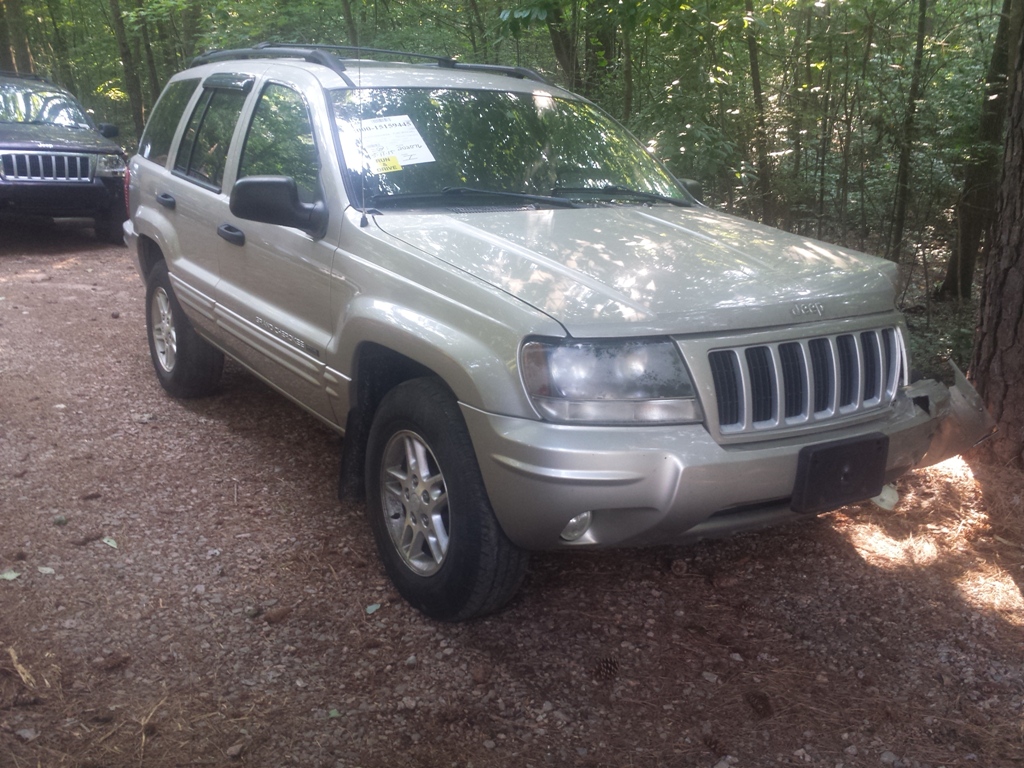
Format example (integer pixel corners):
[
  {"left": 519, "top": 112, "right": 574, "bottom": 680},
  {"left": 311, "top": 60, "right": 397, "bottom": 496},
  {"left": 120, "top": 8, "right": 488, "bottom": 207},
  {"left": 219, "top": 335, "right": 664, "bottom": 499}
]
[
  {"left": 145, "top": 260, "right": 224, "bottom": 398},
  {"left": 365, "top": 377, "right": 529, "bottom": 621}
]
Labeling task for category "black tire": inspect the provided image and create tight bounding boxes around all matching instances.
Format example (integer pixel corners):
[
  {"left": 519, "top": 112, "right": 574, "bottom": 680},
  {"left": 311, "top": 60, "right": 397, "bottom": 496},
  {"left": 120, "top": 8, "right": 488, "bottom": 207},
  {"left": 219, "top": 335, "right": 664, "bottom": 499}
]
[
  {"left": 145, "top": 261, "right": 224, "bottom": 398},
  {"left": 365, "top": 377, "right": 529, "bottom": 621}
]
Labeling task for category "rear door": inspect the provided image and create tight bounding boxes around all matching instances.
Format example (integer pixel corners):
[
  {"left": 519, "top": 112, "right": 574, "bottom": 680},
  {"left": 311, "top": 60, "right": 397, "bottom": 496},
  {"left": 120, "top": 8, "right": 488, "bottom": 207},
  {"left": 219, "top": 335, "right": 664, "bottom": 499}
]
[{"left": 161, "top": 73, "right": 254, "bottom": 327}]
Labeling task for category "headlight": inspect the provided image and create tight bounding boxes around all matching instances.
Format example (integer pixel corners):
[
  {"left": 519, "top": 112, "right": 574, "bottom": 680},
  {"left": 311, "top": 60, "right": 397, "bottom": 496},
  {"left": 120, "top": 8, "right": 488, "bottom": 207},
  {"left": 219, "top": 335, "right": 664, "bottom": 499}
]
[
  {"left": 521, "top": 337, "right": 704, "bottom": 424},
  {"left": 95, "top": 153, "right": 126, "bottom": 178}
]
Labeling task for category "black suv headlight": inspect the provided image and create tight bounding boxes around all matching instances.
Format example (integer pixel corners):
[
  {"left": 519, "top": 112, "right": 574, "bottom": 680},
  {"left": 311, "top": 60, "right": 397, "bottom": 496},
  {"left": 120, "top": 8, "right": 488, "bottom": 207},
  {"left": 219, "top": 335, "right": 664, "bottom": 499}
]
[
  {"left": 521, "top": 337, "right": 704, "bottom": 424},
  {"left": 95, "top": 153, "right": 126, "bottom": 178}
]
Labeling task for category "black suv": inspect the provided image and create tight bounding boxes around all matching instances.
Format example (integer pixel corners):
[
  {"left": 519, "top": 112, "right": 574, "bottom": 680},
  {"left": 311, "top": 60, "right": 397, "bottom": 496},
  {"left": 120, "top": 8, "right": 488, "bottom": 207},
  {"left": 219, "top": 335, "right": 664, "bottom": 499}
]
[{"left": 1, "top": 72, "right": 127, "bottom": 242}]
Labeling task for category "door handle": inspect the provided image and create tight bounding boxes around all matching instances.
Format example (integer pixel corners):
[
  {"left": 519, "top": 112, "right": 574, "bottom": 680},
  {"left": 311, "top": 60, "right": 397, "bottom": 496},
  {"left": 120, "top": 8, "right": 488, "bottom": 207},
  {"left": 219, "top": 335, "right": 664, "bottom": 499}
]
[
  {"left": 155, "top": 192, "right": 176, "bottom": 209},
  {"left": 217, "top": 223, "right": 246, "bottom": 246}
]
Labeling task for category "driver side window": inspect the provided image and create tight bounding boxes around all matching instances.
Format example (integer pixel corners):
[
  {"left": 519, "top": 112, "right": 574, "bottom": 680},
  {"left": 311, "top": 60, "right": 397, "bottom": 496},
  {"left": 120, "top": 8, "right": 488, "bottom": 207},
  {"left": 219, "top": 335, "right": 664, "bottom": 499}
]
[{"left": 239, "top": 84, "right": 322, "bottom": 204}]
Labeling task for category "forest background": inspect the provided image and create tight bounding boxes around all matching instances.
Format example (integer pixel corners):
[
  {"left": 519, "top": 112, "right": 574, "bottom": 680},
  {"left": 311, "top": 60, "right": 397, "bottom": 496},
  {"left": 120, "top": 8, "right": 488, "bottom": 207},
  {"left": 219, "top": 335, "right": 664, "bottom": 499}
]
[{"left": 2, "top": 0, "right": 1023, "bottom": 460}]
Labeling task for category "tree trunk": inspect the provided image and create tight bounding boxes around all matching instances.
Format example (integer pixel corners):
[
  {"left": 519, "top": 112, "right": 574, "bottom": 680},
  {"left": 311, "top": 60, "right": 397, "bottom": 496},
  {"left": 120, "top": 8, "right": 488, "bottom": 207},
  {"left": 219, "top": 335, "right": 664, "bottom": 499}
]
[
  {"left": 339, "top": 0, "right": 359, "bottom": 47},
  {"left": 937, "top": 0, "right": 1015, "bottom": 300},
  {"left": 815, "top": 34, "right": 833, "bottom": 241},
  {"left": 887, "top": 0, "right": 928, "bottom": 264},
  {"left": 108, "top": 0, "right": 145, "bottom": 138},
  {"left": 546, "top": 5, "right": 578, "bottom": 90},
  {"left": 43, "top": 0, "right": 75, "bottom": 89},
  {"left": 0, "top": 1, "right": 17, "bottom": 72},
  {"left": 744, "top": 0, "right": 772, "bottom": 223},
  {"left": 5, "top": 0, "right": 33, "bottom": 73},
  {"left": 622, "top": 24, "right": 633, "bottom": 121},
  {"left": 971, "top": 18, "right": 1024, "bottom": 468},
  {"left": 134, "top": 0, "right": 161, "bottom": 104}
]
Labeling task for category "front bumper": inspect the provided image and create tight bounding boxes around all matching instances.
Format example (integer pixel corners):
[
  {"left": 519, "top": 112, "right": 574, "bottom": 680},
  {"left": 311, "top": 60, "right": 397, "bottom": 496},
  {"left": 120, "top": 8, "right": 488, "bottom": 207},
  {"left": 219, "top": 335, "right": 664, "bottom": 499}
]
[
  {"left": 0, "top": 176, "right": 122, "bottom": 218},
  {"left": 463, "top": 367, "right": 993, "bottom": 551}
]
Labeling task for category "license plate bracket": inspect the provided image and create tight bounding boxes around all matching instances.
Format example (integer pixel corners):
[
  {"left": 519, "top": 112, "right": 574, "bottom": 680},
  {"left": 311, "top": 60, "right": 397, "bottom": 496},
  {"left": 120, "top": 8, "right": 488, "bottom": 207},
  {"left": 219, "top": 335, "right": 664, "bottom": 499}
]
[{"left": 791, "top": 433, "right": 889, "bottom": 514}]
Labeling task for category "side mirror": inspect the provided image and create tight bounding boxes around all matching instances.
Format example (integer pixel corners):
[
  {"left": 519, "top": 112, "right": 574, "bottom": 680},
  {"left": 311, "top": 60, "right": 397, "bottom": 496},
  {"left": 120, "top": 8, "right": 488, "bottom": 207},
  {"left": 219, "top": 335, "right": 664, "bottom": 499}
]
[
  {"left": 97, "top": 123, "right": 119, "bottom": 139},
  {"left": 230, "top": 176, "right": 328, "bottom": 238},
  {"left": 680, "top": 178, "right": 703, "bottom": 204}
]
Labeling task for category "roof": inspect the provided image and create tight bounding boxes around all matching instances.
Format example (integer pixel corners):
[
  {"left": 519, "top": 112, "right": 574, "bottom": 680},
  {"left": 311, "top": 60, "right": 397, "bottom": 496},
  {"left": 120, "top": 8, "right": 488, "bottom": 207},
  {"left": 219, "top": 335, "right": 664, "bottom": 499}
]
[{"left": 187, "top": 43, "right": 568, "bottom": 95}]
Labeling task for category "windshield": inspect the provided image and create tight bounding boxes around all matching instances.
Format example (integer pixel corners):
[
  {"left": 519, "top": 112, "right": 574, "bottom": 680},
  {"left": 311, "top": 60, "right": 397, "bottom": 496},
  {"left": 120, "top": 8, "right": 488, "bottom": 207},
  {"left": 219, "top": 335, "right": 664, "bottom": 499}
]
[
  {"left": 331, "top": 87, "right": 687, "bottom": 209},
  {"left": 0, "top": 82, "right": 92, "bottom": 128}
]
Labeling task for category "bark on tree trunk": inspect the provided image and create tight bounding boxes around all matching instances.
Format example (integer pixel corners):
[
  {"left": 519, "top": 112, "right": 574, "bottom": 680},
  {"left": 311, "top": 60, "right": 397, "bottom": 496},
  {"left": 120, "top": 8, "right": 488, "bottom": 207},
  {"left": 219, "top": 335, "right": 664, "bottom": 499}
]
[
  {"left": 5, "top": 0, "right": 34, "bottom": 73},
  {"left": 887, "top": 0, "right": 928, "bottom": 264},
  {"left": 546, "top": 6, "right": 578, "bottom": 90},
  {"left": 466, "top": 0, "right": 489, "bottom": 62},
  {"left": 339, "top": 0, "right": 359, "bottom": 47},
  {"left": 971, "top": 19, "right": 1024, "bottom": 468},
  {"left": 134, "top": 0, "right": 161, "bottom": 104},
  {"left": 745, "top": 0, "right": 772, "bottom": 224},
  {"left": 44, "top": 0, "right": 75, "bottom": 89},
  {"left": 108, "top": 0, "right": 145, "bottom": 138},
  {"left": 937, "top": 0, "right": 1015, "bottom": 301},
  {"left": 0, "top": 1, "right": 17, "bottom": 73},
  {"left": 622, "top": 26, "right": 633, "bottom": 121}
]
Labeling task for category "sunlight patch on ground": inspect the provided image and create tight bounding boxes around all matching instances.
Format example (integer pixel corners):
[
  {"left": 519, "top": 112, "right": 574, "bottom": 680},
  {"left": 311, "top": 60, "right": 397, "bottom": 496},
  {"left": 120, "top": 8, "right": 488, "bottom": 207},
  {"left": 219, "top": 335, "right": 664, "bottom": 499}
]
[
  {"left": 845, "top": 524, "right": 940, "bottom": 567},
  {"left": 843, "top": 455, "right": 1024, "bottom": 627},
  {"left": 956, "top": 564, "right": 1024, "bottom": 626},
  {"left": 921, "top": 455, "right": 976, "bottom": 484}
]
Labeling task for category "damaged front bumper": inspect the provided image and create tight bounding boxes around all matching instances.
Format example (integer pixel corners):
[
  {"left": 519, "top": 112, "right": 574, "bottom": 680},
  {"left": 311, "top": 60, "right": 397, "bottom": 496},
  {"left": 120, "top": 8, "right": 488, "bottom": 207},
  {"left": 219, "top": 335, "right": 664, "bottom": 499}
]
[
  {"left": 909, "top": 361, "right": 996, "bottom": 468},
  {"left": 464, "top": 362, "right": 995, "bottom": 550}
]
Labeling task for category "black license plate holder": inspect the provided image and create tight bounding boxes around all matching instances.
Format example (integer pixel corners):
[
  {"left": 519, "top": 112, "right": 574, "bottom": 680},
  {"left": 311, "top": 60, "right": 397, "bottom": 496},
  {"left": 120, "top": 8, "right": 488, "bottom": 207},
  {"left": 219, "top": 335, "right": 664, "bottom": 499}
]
[{"left": 791, "top": 432, "right": 889, "bottom": 514}]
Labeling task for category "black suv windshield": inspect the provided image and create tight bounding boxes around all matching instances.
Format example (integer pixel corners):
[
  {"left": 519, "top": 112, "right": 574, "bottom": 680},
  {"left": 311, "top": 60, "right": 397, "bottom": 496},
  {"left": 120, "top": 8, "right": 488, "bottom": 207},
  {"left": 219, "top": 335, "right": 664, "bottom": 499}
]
[
  {"left": 0, "top": 81, "right": 92, "bottom": 128},
  {"left": 331, "top": 88, "right": 687, "bottom": 209}
]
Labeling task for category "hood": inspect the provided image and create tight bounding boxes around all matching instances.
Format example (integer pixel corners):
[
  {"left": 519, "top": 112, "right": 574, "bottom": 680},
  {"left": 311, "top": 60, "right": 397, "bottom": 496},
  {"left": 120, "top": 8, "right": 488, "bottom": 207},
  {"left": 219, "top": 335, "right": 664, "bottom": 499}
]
[
  {"left": 0, "top": 122, "right": 121, "bottom": 154},
  {"left": 373, "top": 205, "right": 899, "bottom": 337}
]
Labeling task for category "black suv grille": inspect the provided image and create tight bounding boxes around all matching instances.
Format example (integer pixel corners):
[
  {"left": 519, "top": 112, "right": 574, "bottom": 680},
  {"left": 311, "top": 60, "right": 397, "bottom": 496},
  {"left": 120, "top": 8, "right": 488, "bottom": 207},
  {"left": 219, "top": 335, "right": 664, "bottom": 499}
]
[
  {"left": 707, "top": 327, "right": 904, "bottom": 435},
  {"left": 1, "top": 152, "right": 92, "bottom": 182}
]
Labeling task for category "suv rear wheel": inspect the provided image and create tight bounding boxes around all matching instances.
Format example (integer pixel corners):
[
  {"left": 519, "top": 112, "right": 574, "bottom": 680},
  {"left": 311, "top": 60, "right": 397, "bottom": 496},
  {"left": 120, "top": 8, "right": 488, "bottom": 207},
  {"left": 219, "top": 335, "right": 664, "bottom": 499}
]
[
  {"left": 145, "top": 260, "right": 224, "bottom": 397},
  {"left": 365, "top": 377, "right": 529, "bottom": 621}
]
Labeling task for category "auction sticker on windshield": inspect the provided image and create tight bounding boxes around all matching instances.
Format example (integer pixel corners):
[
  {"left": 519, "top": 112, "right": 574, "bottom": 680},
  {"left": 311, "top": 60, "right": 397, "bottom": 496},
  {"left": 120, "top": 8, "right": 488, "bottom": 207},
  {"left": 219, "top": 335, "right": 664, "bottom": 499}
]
[{"left": 337, "top": 115, "right": 435, "bottom": 173}]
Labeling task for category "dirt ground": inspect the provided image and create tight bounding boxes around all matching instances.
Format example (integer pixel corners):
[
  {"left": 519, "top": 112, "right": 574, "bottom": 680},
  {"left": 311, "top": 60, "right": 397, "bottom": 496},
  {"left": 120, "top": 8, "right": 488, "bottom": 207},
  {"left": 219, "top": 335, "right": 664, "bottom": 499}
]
[{"left": 1, "top": 216, "right": 1022, "bottom": 768}]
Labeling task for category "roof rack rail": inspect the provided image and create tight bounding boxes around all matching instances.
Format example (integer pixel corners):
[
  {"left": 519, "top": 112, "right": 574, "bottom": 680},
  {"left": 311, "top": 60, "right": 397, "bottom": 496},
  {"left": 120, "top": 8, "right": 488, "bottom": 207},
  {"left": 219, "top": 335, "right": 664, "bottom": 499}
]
[
  {"left": 189, "top": 43, "right": 553, "bottom": 87},
  {"left": 190, "top": 46, "right": 354, "bottom": 85}
]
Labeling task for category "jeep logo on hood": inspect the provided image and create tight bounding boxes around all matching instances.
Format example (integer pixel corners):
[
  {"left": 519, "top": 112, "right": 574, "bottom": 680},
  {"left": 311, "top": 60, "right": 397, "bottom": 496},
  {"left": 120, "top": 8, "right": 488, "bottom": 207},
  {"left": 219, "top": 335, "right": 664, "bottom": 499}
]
[{"left": 791, "top": 302, "right": 826, "bottom": 317}]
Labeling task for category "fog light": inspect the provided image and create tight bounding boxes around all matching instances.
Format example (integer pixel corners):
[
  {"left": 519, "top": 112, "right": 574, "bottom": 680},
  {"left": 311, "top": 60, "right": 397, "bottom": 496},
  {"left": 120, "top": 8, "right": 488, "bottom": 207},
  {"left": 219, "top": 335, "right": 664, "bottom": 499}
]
[{"left": 560, "top": 511, "right": 592, "bottom": 541}]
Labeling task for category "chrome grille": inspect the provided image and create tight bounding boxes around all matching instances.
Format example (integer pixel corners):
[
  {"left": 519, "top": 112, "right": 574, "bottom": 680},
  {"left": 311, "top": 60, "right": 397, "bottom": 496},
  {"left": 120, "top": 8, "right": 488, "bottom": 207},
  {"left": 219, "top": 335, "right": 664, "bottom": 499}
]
[
  {"left": 1, "top": 152, "right": 92, "bottom": 182},
  {"left": 707, "top": 327, "right": 905, "bottom": 435}
]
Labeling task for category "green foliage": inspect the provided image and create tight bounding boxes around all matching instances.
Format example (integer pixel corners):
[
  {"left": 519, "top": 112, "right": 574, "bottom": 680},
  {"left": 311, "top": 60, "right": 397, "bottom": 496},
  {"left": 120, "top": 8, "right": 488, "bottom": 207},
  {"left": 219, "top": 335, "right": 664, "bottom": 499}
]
[{"left": 8, "top": 0, "right": 1000, "bottom": 357}]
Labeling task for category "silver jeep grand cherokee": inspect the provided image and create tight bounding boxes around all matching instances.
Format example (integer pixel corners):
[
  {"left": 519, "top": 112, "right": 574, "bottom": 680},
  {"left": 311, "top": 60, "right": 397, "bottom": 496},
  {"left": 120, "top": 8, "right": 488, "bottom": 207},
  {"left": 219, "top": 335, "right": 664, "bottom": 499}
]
[{"left": 125, "top": 44, "right": 991, "bottom": 620}]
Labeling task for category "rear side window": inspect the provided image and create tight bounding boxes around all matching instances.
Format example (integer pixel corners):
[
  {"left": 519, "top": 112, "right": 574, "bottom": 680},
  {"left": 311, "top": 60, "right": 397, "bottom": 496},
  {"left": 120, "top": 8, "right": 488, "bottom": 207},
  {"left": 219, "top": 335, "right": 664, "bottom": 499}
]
[
  {"left": 173, "top": 84, "right": 248, "bottom": 191},
  {"left": 238, "top": 83, "right": 322, "bottom": 204},
  {"left": 138, "top": 79, "right": 199, "bottom": 164}
]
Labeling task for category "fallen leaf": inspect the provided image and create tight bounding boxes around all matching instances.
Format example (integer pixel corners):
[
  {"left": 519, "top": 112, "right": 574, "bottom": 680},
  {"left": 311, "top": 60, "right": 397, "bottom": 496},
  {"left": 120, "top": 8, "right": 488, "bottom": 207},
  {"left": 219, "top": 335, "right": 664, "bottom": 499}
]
[
  {"left": 102, "top": 536, "right": 117, "bottom": 548},
  {"left": 94, "top": 652, "right": 131, "bottom": 672},
  {"left": 0, "top": 569, "right": 20, "bottom": 581},
  {"left": 226, "top": 741, "right": 246, "bottom": 758},
  {"left": 365, "top": 603, "right": 381, "bottom": 615},
  {"left": 37, "top": 567, "right": 55, "bottom": 575},
  {"left": 263, "top": 605, "right": 293, "bottom": 624}
]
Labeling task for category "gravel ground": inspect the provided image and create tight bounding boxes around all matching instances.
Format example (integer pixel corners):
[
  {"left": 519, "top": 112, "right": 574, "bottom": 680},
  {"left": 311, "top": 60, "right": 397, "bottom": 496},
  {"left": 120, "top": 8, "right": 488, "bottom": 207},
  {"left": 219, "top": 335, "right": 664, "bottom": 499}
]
[{"left": 1, "top": 217, "right": 1023, "bottom": 768}]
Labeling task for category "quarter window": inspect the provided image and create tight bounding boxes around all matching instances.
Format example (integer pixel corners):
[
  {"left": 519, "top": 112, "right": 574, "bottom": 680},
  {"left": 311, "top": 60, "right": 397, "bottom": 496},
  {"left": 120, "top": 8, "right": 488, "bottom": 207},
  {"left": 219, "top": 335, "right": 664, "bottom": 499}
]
[
  {"left": 138, "top": 79, "right": 199, "bottom": 165},
  {"left": 238, "top": 84, "right": 322, "bottom": 204}
]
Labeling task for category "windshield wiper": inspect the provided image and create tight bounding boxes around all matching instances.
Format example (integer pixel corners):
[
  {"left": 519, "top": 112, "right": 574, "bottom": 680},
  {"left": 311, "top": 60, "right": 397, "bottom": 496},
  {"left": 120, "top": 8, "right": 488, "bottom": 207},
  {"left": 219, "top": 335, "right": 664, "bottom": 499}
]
[
  {"left": 552, "top": 184, "right": 692, "bottom": 207},
  {"left": 370, "top": 187, "right": 579, "bottom": 209}
]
